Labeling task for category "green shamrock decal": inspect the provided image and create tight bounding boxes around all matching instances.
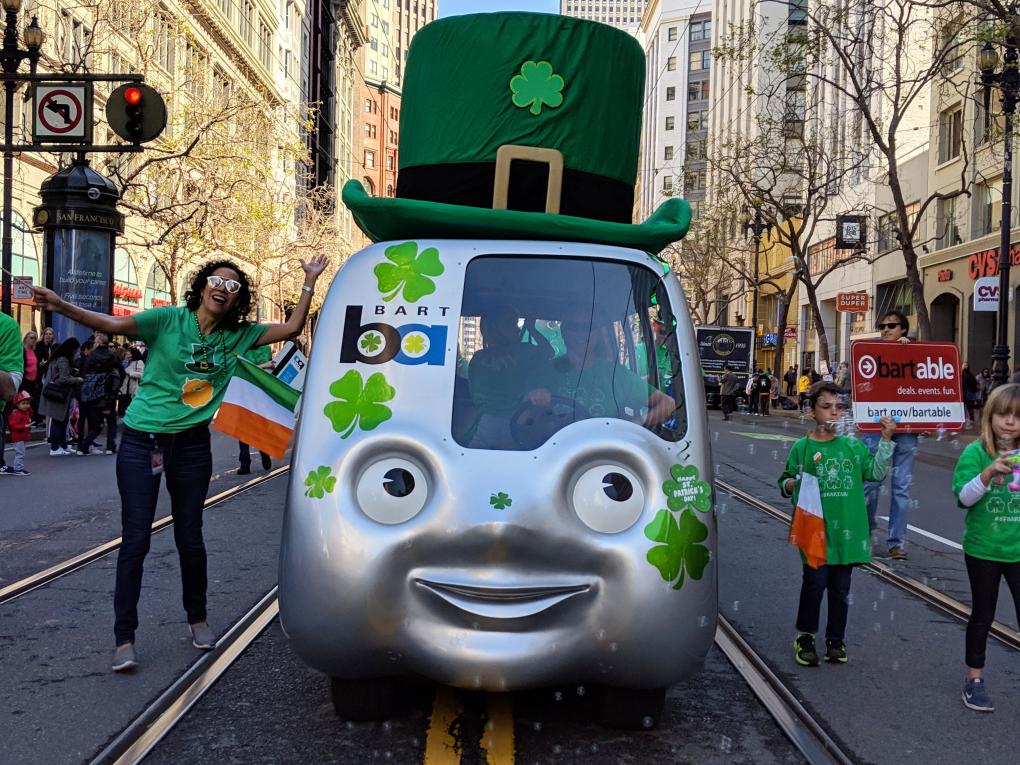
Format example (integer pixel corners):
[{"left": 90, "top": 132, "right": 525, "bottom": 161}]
[
  {"left": 360, "top": 332, "right": 383, "bottom": 353},
  {"left": 304, "top": 466, "right": 336, "bottom": 499},
  {"left": 324, "top": 370, "right": 396, "bottom": 439},
  {"left": 489, "top": 492, "right": 513, "bottom": 510},
  {"left": 644, "top": 508, "right": 710, "bottom": 590},
  {"left": 510, "top": 60, "right": 565, "bottom": 116},
  {"left": 663, "top": 464, "right": 712, "bottom": 513},
  {"left": 403, "top": 333, "right": 427, "bottom": 355},
  {"left": 374, "top": 241, "right": 444, "bottom": 302}
]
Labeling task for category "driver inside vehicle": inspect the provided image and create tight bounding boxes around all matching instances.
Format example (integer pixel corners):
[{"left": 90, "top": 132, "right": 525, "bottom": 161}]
[
  {"left": 524, "top": 315, "right": 676, "bottom": 427},
  {"left": 466, "top": 306, "right": 553, "bottom": 448}
]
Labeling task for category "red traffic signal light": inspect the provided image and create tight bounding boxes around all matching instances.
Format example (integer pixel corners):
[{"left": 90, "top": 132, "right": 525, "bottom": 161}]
[{"left": 107, "top": 83, "right": 167, "bottom": 144}]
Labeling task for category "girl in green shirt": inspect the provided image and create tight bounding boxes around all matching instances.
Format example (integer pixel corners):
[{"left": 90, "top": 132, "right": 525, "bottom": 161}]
[
  {"left": 951, "top": 383, "right": 1020, "bottom": 713},
  {"left": 32, "top": 256, "right": 327, "bottom": 672},
  {"left": 779, "top": 382, "right": 895, "bottom": 667}
]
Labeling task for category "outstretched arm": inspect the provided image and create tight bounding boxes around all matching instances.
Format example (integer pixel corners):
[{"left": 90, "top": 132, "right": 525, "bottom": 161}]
[
  {"left": 256, "top": 255, "right": 329, "bottom": 347},
  {"left": 30, "top": 286, "right": 137, "bottom": 337}
]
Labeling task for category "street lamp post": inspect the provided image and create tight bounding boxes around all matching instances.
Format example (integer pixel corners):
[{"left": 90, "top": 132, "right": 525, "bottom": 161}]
[
  {"left": 742, "top": 203, "right": 769, "bottom": 369},
  {"left": 0, "top": 0, "right": 42, "bottom": 316},
  {"left": 980, "top": 22, "right": 1020, "bottom": 388}
]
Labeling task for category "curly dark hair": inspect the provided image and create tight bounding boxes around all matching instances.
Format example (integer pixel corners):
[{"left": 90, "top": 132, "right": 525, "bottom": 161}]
[{"left": 183, "top": 260, "right": 253, "bottom": 331}]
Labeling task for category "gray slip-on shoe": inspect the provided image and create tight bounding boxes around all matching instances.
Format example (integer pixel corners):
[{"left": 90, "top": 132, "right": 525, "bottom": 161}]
[
  {"left": 112, "top": 643, "right": 138, "bottom": 672},
  {"left": 189, "top": 621, "right": 216, "bottom": 650}
]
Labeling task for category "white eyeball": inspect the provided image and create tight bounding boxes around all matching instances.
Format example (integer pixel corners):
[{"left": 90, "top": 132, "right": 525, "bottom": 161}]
[
  {"left": 571, "top": 465, "right": 645, "bottom": 533},
  {"left": 356, "top": 458, "right": 428, "bottom": 524}
]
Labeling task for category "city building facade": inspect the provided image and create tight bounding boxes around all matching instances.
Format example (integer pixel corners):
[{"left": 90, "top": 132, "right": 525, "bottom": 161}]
[
  {"left": 354, "top": 0, "right": 436, "bottom": 247},
  {"left": 562, "top": 0, "right": 649, "bottom": 30},
  {"left": 4, "top": 0, "right": 365, "bottom": 334}
]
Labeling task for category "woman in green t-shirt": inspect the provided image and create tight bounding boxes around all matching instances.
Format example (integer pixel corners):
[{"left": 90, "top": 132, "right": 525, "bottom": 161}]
[
  {"left": 951, "top": 383, "right": 1020, "bottom": 713},
  {"left": 31, "top": 256, "right": 327, "bottom": 672}
]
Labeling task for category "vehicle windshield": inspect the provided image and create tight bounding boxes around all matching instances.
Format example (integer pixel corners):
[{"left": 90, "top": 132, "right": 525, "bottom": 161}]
[{"left": 452, "top": 256, "right": 686, "bottom": 451}]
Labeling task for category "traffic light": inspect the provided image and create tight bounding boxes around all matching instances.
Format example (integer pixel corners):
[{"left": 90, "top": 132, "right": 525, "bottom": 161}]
[
  {"left": 107, "top": 83, "right": 167, "bottom": 144},
  {"left": 123, "top": 86, "right": 143, "bottom": 140}
]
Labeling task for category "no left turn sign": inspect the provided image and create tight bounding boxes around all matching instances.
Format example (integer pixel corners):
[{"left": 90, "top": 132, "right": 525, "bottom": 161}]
[{"left": 32, "top": 83, "right": 92, "bottom": 143}]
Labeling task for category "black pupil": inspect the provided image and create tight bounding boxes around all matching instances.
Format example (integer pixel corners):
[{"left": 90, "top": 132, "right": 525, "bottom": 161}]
[
  {"left": 602, "top": 472, "right": 633, "bottom": 502},
  {"left": 383, "top": 468, "right": 415, "bottom": 498}
]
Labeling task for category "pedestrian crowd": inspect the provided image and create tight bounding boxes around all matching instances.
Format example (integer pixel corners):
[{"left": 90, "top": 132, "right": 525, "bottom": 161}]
[{"left": 0, "top": 327, "right": 151, "bottom": 473}]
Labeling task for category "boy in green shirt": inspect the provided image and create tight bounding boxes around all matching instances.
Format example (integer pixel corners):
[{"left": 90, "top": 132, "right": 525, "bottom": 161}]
[{"left": 779, "top": 382, "right": 895, "bottom": 666}]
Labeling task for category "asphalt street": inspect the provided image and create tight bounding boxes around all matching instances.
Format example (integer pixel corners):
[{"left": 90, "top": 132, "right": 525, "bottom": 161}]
[
  {"left": 0, "top": 429, "right": 281, "bottom": 585},
  {"left": 4, "top": 409, "right": 1020, "bottom": 764},
  {"left": 709, "top": 408, "right": 1020, "bottom": 630}
]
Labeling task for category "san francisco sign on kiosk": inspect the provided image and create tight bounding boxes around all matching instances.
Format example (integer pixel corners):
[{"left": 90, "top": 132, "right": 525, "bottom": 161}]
[{"left": 850, "top": 340, "right": 964, "bottom": 433}]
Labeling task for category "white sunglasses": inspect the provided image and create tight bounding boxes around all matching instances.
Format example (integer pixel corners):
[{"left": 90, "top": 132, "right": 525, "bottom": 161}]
[{"left": 206, "top": 274, "right": 241, "bottom": 294}]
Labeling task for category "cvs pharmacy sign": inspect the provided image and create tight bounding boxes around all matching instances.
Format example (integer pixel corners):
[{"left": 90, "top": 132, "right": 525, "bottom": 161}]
[{"left": 973, "top": 276, "right": 999, "bottom": 312}]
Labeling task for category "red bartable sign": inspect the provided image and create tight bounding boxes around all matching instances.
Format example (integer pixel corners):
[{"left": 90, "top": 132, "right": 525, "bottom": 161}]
[{"left": 850, "top": 340, "right": 964, "bottom": 433}]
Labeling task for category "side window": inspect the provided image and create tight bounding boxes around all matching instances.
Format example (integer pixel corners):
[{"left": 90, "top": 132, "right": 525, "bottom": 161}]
[{"left": 451, "top": 256, "right": 686, "bottom": 451}]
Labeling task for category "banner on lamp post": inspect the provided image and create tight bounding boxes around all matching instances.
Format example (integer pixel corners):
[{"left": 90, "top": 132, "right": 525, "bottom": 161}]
[{"left": 973, "top": 276, "right": 1000, "bottom": 311}]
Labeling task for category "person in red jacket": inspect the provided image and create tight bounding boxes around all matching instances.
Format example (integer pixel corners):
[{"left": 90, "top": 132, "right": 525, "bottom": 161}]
[{"left": 7, "top": 390, "right": 32, "bottom": 476}]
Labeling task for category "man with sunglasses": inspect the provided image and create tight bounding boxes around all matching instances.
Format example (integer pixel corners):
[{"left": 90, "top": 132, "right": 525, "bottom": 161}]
[{"left": 863, "top": 311, "right": 917, "bottom": 560}]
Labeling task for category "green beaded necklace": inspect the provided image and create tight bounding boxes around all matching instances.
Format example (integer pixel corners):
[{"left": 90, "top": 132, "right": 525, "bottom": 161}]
[{"left": 192, "top": 310, "right": 228, "bottom": 378}]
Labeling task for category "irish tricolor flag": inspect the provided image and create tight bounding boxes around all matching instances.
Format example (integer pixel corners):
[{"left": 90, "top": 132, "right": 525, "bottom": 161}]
[
  {"left": 787, "top": 472, "right": 827, "bottom": 569},
  {"left": 213, "top": 357, "right": 300, "bottom": 460}
]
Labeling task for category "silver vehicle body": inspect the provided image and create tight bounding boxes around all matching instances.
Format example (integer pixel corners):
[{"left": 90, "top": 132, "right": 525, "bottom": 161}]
[{"left": 279, "top": 239, "right": 717, "bottom": 691}]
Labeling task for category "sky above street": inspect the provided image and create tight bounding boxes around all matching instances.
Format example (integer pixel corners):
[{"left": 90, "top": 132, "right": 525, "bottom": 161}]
[{"left": 439, "top": 0, "right": 559, "bottom": 17}]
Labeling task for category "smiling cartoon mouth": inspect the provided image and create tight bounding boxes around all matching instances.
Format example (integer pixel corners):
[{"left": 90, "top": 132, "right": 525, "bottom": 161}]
[{"left": 414, "top": 578, "right": 592, "bottom": 619}]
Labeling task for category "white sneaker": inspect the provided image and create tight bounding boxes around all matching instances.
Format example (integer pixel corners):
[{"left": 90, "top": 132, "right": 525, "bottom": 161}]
[{"left": 49, "top": 448, "right": 69, "bottom": 456}]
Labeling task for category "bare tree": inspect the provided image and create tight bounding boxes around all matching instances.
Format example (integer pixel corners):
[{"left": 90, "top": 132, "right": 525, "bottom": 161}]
[
  {"left": 710, "top": 23, "right": 878, "bottom": 371},
  {"left": 720, "top": 0, "right": 978, "bottom": 340}
]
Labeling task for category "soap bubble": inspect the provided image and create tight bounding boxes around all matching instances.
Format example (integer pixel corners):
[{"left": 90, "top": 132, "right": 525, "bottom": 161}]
[
  {"left": 576, "top": 686, "right": 586, "bottom": 696},
  {"left": 642, "top": 716, "right": 655, "bottom": 729},
  {"left": 553, "top": 691, "right": 563, "bottom": 701}
]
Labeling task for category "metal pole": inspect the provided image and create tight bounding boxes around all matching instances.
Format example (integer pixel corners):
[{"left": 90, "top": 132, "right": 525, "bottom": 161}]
[
  {"left": 992, "top": 41, "right": 1018, "bottom": 388},
  {"left": 1, "top": 78, "right": 12, "bottom": 316},
  {"left": 0, "top": 6, "right": 15, "bottom": 316},
  {"left": 750, "top": 210, "right": 762, "bottom": 370}
]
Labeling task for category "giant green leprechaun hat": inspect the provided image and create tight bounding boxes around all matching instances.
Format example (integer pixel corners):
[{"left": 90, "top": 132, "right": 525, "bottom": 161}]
[{"left": 341, "top": 12, "right": 691, "bottom": 253}]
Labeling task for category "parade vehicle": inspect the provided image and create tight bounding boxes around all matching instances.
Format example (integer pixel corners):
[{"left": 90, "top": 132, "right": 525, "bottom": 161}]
[{"left": 278, "top": 12, "right": 717, "bottom": 729}]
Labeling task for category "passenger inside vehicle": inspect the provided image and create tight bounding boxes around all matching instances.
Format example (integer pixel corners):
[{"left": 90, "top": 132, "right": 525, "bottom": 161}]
[{"left": 452, "top": 255, "right": 686, "bottom": 450}]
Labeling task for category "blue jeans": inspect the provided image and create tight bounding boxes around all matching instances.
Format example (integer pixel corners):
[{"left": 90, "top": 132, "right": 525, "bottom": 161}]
[
  {"left": 863, "top": 432, "right": 918, "bottom": 550},
  {"left": 114, "top": 423, "right": 213, "bottom": 645}
]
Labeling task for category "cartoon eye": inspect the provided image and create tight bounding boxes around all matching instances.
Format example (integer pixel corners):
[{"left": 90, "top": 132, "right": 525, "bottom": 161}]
[
  {"left": 356, "top": 458, "right": 428, "bottom": 524},
  {"left": 571, "top": 465, "right": 645, "bottom": 533}
]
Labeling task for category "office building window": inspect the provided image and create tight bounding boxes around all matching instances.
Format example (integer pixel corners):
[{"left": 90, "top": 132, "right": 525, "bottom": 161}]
[
  {"left": 689, "top": 50, "right": 711, "bottom": 71},
  {"left": 667, "top": 56, "right": 676, "bottom": 71},
  {"left": 665, "top": 115, "right": 675, "bottom": 130},
  {"left": 666, "top": 86, "right": 675, "bottom": 101},
  {"left": 664, "top": 145, "right": 674, "bottom": 160},
  {"left": 938, "top": 107, "right": 963, "bottom": 163},
  {"left": 667, "top": 26, "right": 677, "bottom": 41}
]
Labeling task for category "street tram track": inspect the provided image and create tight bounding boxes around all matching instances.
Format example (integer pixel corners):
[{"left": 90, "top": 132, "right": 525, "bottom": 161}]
[
  {"left": 715, "top": 616, "right": 853, "bottom": 765},
  {"left": 0, "top": 466, "right": 290, "bottom": 607},
  {"left": 88, "top": 587, "right": 280, "bottom": 765},
  {"left": 85, "top": 590, "right": 846, "bottom": 765},
  {"left": 716, "top": 478, "right": 1020, "bottom": 652}
]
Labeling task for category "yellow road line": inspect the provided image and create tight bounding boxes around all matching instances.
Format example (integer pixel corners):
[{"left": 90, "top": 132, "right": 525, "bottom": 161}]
[
  {"left": 482, "top": 695, "right": 515, "bottom": 765},
  {"left": 423, "top": 686, "right": 462, "bottom": 765}
]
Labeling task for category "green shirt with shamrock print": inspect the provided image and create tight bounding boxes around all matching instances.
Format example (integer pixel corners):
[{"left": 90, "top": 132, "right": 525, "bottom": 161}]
[
  {"left": 952, "top": 440, "right": 1020, "bottom": 562},
  {"left": 125, "top": 306, "right": 267, "bottom": 434},
  {"left": 778, "top": 435, "right": 894, "bottom": 565},
  {"left": 526, "top": 356, "right": 654, "bottom": 420}
]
